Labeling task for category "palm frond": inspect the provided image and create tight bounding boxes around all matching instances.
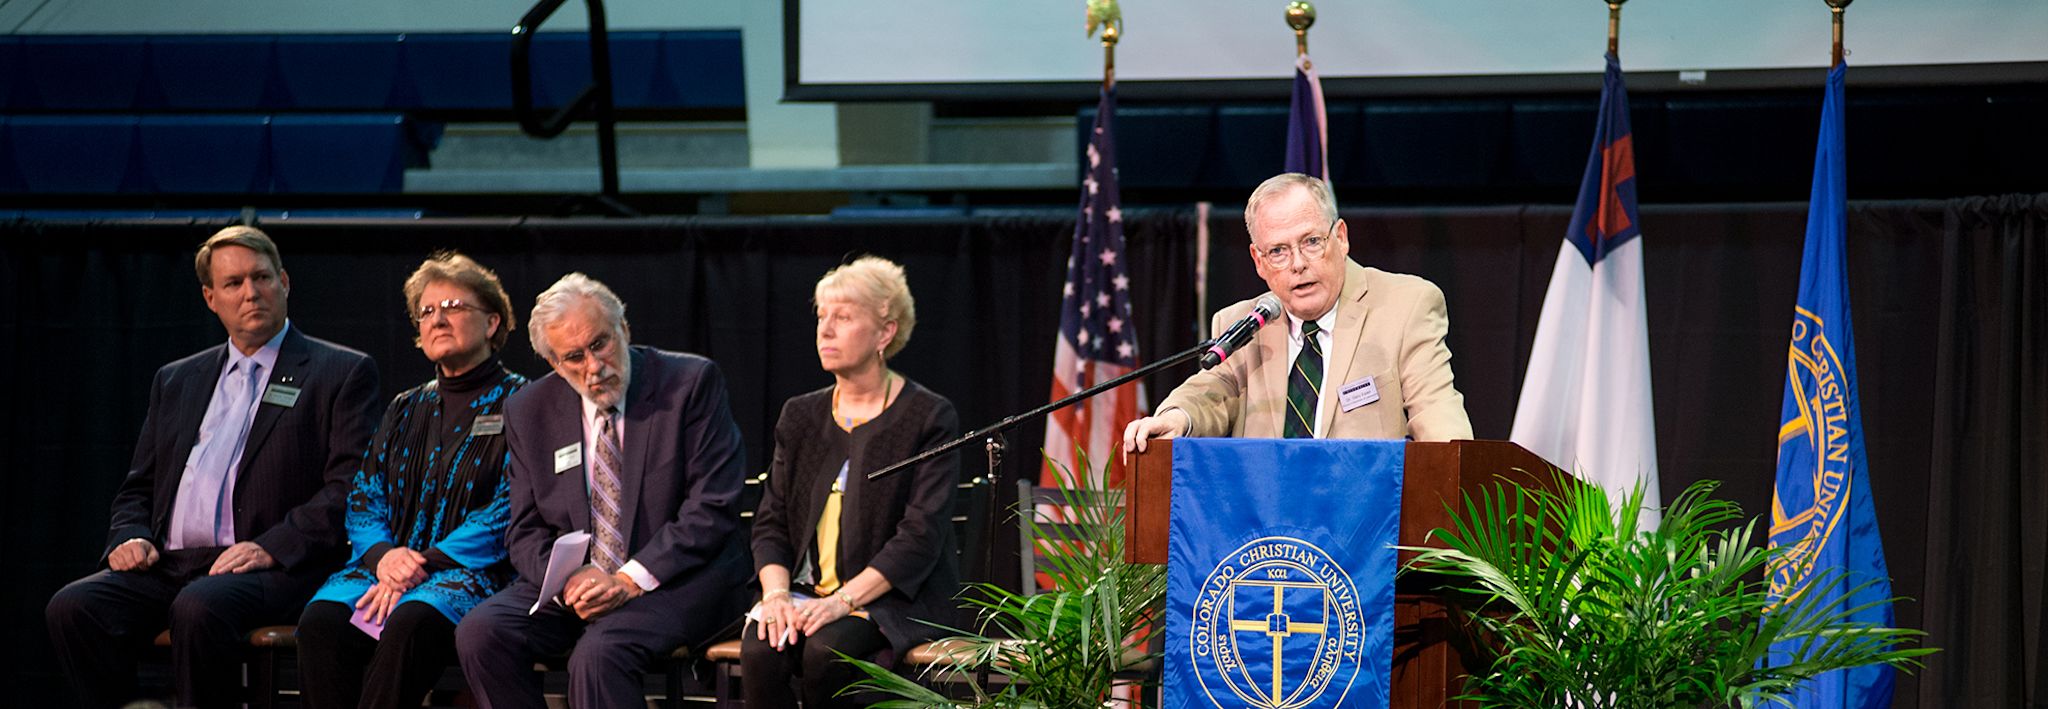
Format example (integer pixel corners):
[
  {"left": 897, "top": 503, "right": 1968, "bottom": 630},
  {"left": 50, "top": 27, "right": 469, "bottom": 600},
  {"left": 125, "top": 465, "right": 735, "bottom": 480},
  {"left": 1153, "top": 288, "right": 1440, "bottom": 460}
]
[{"left": 1399, "top": 469, "right": 1933, "bottom": 708}]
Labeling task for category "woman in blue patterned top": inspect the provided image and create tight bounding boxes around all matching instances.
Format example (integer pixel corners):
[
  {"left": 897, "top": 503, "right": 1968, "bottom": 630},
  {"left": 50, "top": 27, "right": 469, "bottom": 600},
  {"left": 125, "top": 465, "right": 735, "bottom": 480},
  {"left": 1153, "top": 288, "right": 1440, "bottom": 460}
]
[{"left": 296, "top": 252, "right": 527, "bottom": 709}]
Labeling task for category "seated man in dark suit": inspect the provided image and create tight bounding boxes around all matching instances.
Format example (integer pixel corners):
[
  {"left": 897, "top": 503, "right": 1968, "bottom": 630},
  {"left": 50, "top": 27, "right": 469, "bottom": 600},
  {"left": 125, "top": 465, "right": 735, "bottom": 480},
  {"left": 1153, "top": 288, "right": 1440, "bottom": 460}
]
[
  {"left": 456, "top": 273, "right": 751, "bottom": 708},
  {"left": 45, "top": 226, "right": 381, "bottom": 709}
]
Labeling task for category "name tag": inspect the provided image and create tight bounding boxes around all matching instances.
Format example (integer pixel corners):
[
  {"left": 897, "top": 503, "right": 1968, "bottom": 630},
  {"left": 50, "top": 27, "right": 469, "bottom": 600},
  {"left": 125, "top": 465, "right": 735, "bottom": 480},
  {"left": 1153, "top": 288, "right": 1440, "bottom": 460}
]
[
  {"left": 553, "top": 442, "right": 582, "bottom": 474},
  {"left": 260, "top": 384, "right": 302, "bottom": 408},
  {"left": 1338, "top": 376, "right": 1380, "bottom": 412},
  {"left": 471, "top": 415, "right": 506, "bottom": 437}
]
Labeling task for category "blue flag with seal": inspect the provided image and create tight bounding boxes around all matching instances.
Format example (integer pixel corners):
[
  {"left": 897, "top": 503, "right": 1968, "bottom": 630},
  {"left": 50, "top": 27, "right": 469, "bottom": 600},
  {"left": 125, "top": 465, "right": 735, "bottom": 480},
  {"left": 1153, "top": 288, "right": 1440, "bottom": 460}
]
[
  {"left": 1164, "top": 439, "right": 1401, "bottom": 709},
  {"left": 1765, "top": 62, "right": 1897, "bottom": 708}
]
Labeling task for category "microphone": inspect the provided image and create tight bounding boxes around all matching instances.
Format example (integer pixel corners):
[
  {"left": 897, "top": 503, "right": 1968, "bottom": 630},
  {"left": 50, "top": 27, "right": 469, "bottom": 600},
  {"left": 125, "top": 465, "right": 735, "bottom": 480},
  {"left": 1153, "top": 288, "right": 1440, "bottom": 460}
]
[{"left": 1199, "top": 294, "right": 1284, "bottom": 369}]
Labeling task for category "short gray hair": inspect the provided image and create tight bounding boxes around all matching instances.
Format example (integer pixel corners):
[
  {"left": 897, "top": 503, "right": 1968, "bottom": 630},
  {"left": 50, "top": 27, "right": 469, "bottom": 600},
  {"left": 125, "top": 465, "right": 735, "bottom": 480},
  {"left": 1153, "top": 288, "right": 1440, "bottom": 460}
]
[
  {"left": 528, "top": 273, "right": 629, "bottom": 361},
  {"left": 1244, "top": 173, "right": 1339, "bottom": 234}
]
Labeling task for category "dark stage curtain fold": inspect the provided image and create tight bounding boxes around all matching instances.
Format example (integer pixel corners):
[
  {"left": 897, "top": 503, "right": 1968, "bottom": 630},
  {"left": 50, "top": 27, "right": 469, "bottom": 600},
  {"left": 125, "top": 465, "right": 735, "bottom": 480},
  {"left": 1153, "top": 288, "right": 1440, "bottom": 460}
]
[{"left": 3, "top": 196, "right": 2041, "bottom": 706}]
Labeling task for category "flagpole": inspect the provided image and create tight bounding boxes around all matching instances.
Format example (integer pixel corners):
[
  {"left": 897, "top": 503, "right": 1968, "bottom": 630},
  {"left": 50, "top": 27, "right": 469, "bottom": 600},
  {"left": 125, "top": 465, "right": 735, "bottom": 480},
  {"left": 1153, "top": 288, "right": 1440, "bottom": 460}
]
[
  {"left": 1606, "top": 0, "right": 1625, "bottom": 56},
  {"left": 1828, "top": 0, "right": 1851, "bottom": 67},
  {"left": 1286, "top": 1, "right": 1315, "bottom": 59},
  {"left": 1102, "top": 22, "right": 1118, "bottom": 89}
]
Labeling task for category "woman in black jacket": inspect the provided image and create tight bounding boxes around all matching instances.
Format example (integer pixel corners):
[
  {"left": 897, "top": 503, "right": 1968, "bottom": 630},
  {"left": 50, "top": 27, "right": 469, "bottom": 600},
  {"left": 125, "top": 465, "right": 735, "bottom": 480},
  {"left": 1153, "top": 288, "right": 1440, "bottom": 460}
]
[{"left": 743, "top": 256, "right": 961, "bottom": 708}]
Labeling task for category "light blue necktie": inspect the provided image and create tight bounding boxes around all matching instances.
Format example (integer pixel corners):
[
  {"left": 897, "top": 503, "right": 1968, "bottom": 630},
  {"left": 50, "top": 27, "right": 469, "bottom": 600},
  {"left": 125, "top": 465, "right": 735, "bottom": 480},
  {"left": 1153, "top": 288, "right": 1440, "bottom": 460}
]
[{"left": 170, "top": 360, "right": 261, "bottom": 549}]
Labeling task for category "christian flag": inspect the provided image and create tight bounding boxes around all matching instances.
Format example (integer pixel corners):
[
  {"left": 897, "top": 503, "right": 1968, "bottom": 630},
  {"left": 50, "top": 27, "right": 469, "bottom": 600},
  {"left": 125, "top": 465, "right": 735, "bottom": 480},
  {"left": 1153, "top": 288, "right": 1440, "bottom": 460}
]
[
  {"left": 1284, "top": 55, "right": 1328, "bottom": 181},
  {"left": 1509, "top": 52, "right": 1661, "bottom": 529},
  {"left": 1764, "top": 62, "right": 1897, "bottom": 708},
  {"left": 1043, "top": 87, "right": 1146, "bottom": 489}
]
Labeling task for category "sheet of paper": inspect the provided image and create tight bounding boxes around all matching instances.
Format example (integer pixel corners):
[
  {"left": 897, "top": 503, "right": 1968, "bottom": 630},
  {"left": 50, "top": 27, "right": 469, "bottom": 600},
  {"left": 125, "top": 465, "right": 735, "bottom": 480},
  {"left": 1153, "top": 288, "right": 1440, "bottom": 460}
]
[
  {"left": 349, "top": 597, "right": 385, "bottom": 640},
  {"left": 529, "top": 531, "right": 592, "bottom": 614}
]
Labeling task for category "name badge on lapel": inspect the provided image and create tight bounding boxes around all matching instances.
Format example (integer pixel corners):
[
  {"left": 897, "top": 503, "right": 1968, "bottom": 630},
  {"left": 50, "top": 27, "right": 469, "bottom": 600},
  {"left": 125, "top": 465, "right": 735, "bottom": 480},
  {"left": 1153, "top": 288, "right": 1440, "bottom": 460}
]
[
  {"left": 260, "top": 384, "right": 302, "bottom": 408},
  {"left": 554, "top": 442, "right": 582, "bottom": 474},
  {"left": 1338, "top": 376, "right": 1380, "bottom": 412},
  {"left": 471, "top": 415, "right": 506, "bottom": 437}
]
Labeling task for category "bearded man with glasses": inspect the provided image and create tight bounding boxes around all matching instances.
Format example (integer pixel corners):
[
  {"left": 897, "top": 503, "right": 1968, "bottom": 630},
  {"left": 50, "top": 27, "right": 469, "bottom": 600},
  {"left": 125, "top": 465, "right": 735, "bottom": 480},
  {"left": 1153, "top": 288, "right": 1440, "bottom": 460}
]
[
  {"left": 455, "top": 272, "right": 751, "bottom": 709},
  {"left": 1124, "top": 173, "right": 1472, "bottom": 452}
]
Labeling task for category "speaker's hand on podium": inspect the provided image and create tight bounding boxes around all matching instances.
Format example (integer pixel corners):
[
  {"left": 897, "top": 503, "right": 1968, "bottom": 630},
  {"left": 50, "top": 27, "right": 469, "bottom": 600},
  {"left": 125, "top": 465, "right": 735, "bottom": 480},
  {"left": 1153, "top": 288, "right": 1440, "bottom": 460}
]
[{"left": 1122, "top": 408, "right": 1191, "bottom": 461}]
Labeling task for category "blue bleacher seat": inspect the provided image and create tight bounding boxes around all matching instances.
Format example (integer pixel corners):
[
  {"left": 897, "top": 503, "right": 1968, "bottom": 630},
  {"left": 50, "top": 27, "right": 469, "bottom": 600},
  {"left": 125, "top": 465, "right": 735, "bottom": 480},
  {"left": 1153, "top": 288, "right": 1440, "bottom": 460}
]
[
  {"left": 137, "top": 115, "right": 271, "bottom": 193},
  {"left": 1214, "top": 106, "right": 1288, "bottom": 187},
  {"left": 1103, "top": 107, "right": 1215, "bottom": 189},
  {"left": 274, "top": 35, "right": 404, "bottom": 110},
  {"left": 529, "top": 33, "right": 595, "bottom": 110},
  {"left": 0, "top": 117, "right": 20, "bottom": 193},
  {"left": 269, "top": 114, "right": 410, "bottom": 193},
  {"left": 602, "top": 33, "right": 662, "bottom": 109},
  {"left": 405, "top": 34, "right": 513, "bottom": 110},
  {"left": 20, "top": 36, "right": 148, "bottom": 110},
  {"left": 1359, "top": 102, "right": 1510, "bottom": 187},
  {"left": 7, "top": 115, "right": 141, "bottom": 193},
  {"left": 659, "top": 32, "right": 745, "bottom": 109},
  {"left": 0, "top": 37, "right": 18, "bottom": 111},
  {"left": 147, "top": 35, "right": 277, "bottom": 110}
]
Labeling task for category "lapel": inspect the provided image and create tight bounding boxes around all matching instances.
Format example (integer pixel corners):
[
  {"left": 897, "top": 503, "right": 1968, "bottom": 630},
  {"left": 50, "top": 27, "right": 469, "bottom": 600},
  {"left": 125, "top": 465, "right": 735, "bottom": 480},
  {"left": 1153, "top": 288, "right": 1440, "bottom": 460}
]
[
  {"left": 169, "top": 345, "right": 230, "bottom": 479},
  {"left": 615, "top": 347, "right": 654, "bottom": 541},
  {"left": 1320, "top": 260, "right": 1373, "bottom": 435},
  {"left": 233, "top": 328, "right": 308, "bottom": 496},
  {"left": 1253, "top": 306, "right": 1291, "bottom": 437},
  {"left": 554, "top": 378, "right": 594, "bottom": 534}
]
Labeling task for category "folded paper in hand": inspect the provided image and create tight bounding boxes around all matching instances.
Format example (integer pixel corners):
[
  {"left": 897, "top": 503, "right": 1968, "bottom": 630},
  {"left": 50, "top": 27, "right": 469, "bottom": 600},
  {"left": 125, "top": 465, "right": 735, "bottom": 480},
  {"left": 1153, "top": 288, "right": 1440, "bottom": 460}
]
[{"left": 530, "top": 531, "right": 592, "bottom": 614}]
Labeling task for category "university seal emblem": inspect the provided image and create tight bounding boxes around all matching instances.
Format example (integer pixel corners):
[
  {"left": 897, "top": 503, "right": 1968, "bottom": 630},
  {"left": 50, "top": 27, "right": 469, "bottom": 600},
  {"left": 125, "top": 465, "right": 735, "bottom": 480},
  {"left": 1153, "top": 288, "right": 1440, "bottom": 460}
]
[
  {"left": 1187, "top": 536, "right": 1365, "bottom": 708},
  {"left": 1769, "top": 306, "right": 1853, "bottom": 603}
]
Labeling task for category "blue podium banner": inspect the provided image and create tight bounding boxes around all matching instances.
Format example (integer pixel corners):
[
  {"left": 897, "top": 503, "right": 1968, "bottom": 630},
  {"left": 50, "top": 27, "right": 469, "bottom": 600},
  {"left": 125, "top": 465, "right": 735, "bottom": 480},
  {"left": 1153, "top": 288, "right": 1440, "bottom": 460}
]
[{"left": 1163, "top": 439, "right": 1404, "bottom": 709}]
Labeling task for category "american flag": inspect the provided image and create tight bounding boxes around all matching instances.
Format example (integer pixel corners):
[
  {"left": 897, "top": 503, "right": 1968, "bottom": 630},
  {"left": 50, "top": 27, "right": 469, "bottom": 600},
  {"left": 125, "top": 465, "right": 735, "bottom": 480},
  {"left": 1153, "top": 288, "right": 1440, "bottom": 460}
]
[{"left": 1042, "top": 86, "right": 1146, "bottom": 491}]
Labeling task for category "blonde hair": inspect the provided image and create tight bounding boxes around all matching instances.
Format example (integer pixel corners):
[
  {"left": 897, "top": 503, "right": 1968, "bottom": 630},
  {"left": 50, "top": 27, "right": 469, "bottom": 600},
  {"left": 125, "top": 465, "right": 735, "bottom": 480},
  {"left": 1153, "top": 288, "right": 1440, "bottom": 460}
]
[
  {"left": 814, "top": 256, "right": 916, "bottom": 360},
  {"left": 403, "top": 251, "right": 518, "bottom": 351},
  {"left": 1244, "top": 173, "right": 1339, "bottom": 234},
  {"left": 194, "top": 225, "right": 283, "bottom": 286}
]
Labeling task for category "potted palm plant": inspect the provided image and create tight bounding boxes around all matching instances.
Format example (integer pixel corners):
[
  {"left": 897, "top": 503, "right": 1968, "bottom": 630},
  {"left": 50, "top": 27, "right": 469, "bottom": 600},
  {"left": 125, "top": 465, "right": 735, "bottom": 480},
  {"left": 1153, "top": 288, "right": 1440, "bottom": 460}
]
[
  {"left": 842, "top": 452, "right": 1164, "bottom": 708},
  {"left": 1400, "top": 471, "right": 1933, "bottom": 708}
]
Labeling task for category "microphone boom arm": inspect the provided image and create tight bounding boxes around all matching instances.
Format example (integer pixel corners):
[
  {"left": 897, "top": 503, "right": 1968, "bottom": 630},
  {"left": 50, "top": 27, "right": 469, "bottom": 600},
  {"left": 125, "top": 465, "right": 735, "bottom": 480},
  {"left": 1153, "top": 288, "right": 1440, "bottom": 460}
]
[{"left": 866, "top": 340, "right": 1214, "bottom": 481}]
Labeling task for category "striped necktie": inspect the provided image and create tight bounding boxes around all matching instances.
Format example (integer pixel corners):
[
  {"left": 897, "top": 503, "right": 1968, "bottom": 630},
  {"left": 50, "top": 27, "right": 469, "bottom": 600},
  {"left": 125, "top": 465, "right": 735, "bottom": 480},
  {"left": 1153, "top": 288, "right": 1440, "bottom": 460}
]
[
  {"left": 590, "top": 408, "right": 627, "bottom": 572},
  {"left": 1285, "top": 320, "right": 1323, "bottom": 439}
]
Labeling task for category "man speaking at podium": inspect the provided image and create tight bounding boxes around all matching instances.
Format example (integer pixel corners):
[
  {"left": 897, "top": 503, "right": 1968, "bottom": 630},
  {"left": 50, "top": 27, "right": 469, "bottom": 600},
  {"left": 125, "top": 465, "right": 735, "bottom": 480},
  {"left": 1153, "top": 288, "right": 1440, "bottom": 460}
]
[{"left": 1123, "top": 173, "right": 1472, "bottom": 452}]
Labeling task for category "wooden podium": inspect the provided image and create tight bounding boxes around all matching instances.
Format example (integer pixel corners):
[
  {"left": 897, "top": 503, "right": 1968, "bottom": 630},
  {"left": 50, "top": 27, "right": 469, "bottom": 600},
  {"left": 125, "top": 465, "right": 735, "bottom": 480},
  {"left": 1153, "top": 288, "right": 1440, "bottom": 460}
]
[{"left": 1124, "top": 439, "right": 1560, "bottom": 709}]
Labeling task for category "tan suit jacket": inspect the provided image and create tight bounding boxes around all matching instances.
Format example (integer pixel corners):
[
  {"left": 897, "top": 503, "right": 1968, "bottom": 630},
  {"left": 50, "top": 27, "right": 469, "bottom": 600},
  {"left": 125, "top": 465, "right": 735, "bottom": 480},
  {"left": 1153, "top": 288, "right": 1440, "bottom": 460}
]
[{"left": 1159, "top": 260, "right": 1473, "bottom": 442}]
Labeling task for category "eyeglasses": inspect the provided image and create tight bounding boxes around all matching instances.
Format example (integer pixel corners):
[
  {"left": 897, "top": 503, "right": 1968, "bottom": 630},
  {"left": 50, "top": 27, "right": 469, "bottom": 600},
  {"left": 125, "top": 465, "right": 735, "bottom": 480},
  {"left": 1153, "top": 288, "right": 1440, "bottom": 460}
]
[
  {"left": 555, "top": 332, "right": 618, "bottom": 368},
  {"left": 415, "top": 298, "right": 484, "bottom": 323},
  {"left": 1257, "top": 220, "right": 1338, "bottom": 267}
]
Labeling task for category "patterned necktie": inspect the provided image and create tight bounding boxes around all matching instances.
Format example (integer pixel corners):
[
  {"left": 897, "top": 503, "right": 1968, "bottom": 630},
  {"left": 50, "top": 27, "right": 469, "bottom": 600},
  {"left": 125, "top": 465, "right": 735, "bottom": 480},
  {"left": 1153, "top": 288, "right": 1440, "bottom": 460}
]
[
  {"left": 1284, "top": 320, "right": 1323, "bottom": 439},
  {"left": 590, "top": 408, "right": 628, "bottom": 573}
]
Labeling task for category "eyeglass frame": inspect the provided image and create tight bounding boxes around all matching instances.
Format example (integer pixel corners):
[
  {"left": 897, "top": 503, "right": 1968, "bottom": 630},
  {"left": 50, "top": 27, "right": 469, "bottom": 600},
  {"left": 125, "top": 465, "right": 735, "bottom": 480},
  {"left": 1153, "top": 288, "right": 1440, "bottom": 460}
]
[
  {"left": 1255, "top": 219, "right": 1340, "bottom": 267},
  {"left": 553, "top": 330, "right": 621, "bottom": 368},
  {"left": 413, "top": 298, "right": 486, "bottom": 324}
]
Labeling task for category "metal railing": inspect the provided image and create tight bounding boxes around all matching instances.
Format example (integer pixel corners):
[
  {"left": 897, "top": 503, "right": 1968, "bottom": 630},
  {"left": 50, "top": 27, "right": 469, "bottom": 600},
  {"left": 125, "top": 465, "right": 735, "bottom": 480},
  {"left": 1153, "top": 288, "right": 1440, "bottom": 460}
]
[{"left": 511, "top": 0, "right": 634, "bottom": 214}]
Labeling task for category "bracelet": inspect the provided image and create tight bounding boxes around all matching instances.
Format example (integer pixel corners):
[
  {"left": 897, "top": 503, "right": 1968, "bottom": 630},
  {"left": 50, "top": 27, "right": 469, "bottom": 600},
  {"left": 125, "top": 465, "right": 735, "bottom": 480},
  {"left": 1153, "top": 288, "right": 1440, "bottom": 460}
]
[
  {"left": 762, "top": 588, "right": 791, "bottom": 602},
  {"left": 836, "top": 590, "right": 862, "bottom": 612}
]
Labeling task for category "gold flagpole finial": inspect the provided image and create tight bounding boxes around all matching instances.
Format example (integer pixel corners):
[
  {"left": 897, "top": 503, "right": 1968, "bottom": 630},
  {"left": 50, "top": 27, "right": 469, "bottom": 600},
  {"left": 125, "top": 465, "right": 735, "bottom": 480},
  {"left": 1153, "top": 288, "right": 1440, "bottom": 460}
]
[
  {"left": 1607, "top": 1, "right": 1626, "bottom": 56},
  {"left": 1286, "top": 1, "right": 1316, "bottom": 58},
  {"left": 1827, "top": 0, "right": 1852, "bottom": 67}
]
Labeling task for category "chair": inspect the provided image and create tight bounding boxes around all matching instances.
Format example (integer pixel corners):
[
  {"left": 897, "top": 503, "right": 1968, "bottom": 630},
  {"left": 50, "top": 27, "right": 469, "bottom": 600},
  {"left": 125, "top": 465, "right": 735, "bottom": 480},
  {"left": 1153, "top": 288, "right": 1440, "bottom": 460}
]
[
  {"left": 698, "top": 473, "right": 995, "bottom": 705},
  {"left": 150, "top": 625, "right": 298, "bottom": 709}
]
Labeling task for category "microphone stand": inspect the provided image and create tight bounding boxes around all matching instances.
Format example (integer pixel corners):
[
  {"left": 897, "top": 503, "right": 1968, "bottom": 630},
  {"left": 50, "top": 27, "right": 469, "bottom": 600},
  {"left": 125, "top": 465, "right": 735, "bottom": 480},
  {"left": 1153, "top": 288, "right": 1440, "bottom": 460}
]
[{"left": 866, "top": 340, "right": 1214, "bottom": 482}]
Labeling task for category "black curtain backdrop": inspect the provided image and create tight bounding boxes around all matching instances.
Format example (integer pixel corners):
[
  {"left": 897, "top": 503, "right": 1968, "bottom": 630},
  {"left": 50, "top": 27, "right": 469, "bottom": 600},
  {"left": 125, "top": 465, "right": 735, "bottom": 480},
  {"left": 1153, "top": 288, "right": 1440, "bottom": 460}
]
[{"left": 4, "top": 196, "right": 2042, "bottom": 706}]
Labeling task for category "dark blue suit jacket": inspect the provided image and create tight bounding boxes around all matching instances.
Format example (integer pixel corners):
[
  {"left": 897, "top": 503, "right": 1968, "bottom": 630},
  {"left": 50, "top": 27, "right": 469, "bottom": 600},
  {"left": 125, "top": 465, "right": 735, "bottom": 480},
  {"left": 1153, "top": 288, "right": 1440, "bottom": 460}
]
[
  {"left": 503, "top": 346, "right": 749, "bottom": 590},
  {"left": 104, "top": 326, "right": 381, "bottom": 574}
]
